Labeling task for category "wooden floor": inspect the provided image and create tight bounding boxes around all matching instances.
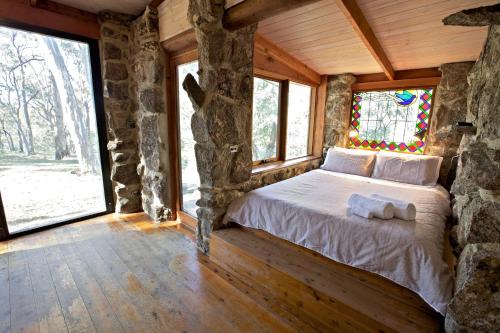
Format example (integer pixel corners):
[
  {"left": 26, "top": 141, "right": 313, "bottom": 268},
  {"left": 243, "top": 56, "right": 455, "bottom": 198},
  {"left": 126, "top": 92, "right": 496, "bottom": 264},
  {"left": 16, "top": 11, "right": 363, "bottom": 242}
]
[{"left": 0, "top": 213, "right": 443, "bottom": 333}]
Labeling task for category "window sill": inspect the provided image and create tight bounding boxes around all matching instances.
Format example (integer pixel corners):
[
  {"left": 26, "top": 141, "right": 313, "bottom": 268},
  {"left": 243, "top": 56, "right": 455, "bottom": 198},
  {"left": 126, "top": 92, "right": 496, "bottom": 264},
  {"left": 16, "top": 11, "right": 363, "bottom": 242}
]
[{"left": 252, "top": 156, "right": 321, "bottom": 175}]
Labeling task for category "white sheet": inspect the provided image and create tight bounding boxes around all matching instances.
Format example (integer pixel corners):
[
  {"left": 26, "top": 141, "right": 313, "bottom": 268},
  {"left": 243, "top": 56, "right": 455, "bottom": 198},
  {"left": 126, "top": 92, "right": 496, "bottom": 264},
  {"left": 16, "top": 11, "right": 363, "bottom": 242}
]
[{"left": 224, "top": 169, "right": 453, "bottom": 315}]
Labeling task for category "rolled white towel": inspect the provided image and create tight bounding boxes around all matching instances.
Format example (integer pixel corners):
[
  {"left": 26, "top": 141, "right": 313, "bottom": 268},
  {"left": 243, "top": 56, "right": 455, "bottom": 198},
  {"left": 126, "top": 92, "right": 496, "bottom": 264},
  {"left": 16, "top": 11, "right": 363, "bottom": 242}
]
[
  {"left": 371, "top": 194, "right": 417, "bottom": 221},
  {"left": 348, "top": 205, "right": 374, "bottom": 219},
  {"left": 347, "top": 194, "right": 394, "bottom": 220}
]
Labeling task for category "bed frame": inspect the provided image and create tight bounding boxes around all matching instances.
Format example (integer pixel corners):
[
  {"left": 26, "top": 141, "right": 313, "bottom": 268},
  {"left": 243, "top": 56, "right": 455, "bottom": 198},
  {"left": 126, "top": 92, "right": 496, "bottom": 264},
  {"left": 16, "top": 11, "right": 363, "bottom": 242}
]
[{"left": 211, "top": 224, "right": 453, "bottom": 332}]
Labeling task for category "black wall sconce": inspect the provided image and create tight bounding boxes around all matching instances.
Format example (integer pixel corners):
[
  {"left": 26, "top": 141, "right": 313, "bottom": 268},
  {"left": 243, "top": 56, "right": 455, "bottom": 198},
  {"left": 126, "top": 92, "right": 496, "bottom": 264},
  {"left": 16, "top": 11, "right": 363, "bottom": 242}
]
[{"left": 455, "top": 121, "right": 477, "bottom": 135}]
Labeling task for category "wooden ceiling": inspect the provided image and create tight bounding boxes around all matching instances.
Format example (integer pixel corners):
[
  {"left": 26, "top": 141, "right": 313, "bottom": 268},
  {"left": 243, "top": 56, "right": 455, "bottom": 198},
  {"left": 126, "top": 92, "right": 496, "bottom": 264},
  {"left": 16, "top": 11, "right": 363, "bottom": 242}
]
[
  {"left": 45, "top": 0, "right": 496, "bottom": 76},
  {"left": 258, "top": 0, "right": 496, "bottom": 75}
]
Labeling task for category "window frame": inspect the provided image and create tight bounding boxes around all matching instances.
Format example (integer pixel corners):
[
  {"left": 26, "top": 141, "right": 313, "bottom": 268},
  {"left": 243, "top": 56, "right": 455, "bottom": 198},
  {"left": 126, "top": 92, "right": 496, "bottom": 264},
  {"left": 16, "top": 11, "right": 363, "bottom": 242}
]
[
  {"left": 349, "top": 85, "right": 437, "bottom": 155},
  {"left": 252, "top": 75, "right": 283, "bottom": 166},
  {"left": 0, "top": 19, "right": 114, "bottom": 239},
  {"left": 252, "top": 75, "right": 315, "bottom": 166},
  {"left": 170, "top": 52, "right": 200, "bottom": 223}
]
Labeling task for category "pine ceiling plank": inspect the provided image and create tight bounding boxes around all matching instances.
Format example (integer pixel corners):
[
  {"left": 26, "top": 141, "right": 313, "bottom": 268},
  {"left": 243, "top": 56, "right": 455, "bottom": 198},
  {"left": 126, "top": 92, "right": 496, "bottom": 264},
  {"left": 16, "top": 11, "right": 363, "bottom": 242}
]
[
  {"left": 355, "top": 0, "right": 496, "bottom": 71},
  {"left": 334, "top": 0, "right": 395, "bottom": 80}
]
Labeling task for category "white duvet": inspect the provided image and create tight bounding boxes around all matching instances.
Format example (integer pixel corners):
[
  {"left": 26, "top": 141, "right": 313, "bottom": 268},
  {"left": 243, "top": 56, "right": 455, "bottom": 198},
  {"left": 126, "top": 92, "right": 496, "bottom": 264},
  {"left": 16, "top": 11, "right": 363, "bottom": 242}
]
[{"left": 224, "top": 169, "right": 453, "bottom": 315}]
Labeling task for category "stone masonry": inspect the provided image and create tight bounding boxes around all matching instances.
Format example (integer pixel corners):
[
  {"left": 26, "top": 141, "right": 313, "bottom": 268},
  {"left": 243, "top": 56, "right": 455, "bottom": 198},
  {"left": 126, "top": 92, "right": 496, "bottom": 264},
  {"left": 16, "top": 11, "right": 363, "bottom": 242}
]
[
  {"left": 99, "top": 7, "right": 172, "bottom": 220},
  {"left": 99, "top": 12, "right": 142, "bottom": 213},
  {"left": 443, "top": 4, "right": 500, "bottom": 332},
  {"left": 183, "top": 0, "right": 257, "bottom": 253},
  {"left": 131, "top": 7, "right": 173, "bottom": 222},
  {"left": 323, "top": 74, "right": 356, "bottom": 150},
  {"left": 427, "top": 62, "right": 474, "bottom": 186}
]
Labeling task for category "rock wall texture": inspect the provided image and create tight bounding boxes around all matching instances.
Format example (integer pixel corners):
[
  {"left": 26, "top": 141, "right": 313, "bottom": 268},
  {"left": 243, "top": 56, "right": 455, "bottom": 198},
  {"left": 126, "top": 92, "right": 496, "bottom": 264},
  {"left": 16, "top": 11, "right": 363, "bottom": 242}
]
[
  {"left": 246, "top": 159, "right": 321, "bottom": 192},
  {"left": 99, "top": 12, "right": 141, "bottom": 213},
  {"left": 323, "top": 74, "right": 356, "bottom": 150},
  {"left": 443, "top": 5, "right": 500, "bottom": 332},
  {"left": 183, "top": 0, "right": 257, "bottom": 252},
  {"left": 131, "top": 8, "right": 172, "bottom": 221},
  {"left": 427, "top": 62, "right": 474, "bottom": 185},
  {"left": 99, "top": 7, "right": 172, "bottom": 220}
]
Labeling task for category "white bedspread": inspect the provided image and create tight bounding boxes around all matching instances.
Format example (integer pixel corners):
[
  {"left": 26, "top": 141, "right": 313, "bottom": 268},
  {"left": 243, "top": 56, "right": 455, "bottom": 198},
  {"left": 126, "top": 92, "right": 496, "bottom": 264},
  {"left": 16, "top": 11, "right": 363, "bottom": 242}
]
[{"left": 224, "top": 169, "right": 453, "bottom": 315}]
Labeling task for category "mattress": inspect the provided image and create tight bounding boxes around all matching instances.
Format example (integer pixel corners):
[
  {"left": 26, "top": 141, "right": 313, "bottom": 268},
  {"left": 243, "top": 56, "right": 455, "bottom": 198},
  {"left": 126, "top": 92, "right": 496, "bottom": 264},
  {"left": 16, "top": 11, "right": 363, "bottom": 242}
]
[{"left": 224, "top": 169, "right": 453, "bottom": 315}]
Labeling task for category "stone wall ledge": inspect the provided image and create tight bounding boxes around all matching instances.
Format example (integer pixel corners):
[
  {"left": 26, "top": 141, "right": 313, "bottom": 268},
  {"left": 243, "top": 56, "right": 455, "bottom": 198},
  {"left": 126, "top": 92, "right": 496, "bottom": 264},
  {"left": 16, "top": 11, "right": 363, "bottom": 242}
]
[{"left": 252, "top": 156, "right": 321, "bottom": 175}]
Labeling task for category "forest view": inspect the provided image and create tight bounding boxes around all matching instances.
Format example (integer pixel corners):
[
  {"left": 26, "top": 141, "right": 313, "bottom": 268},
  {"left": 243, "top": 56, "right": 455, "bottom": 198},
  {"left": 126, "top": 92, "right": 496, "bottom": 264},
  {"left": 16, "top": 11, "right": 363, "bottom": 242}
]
[
  {"left": 252, "top": 77, "right": 279, "bottom": 162},
  {"left": 178, "top": 61, "right": 200, "bottom": 217},
  {"left": 0, "top": 26, "right": 106, "bottom": 233}
]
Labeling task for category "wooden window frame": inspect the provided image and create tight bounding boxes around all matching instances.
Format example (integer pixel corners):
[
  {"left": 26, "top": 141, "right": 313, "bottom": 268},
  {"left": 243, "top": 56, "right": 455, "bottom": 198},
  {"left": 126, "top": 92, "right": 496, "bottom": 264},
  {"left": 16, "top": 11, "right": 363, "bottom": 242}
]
[
  {"left": 252, "top": 76, "right": 316, "bottom": 167},
  {"left": 167, "top": 49, "right": 323, "bottom": 223},
  {"left": 168, "top": 49, "right": 199, "bottom": 222}
]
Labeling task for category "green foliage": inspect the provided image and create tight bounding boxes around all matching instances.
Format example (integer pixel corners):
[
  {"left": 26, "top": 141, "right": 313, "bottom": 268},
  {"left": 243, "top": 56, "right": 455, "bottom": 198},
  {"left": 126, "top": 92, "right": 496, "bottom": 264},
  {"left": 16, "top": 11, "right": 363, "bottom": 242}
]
[{"left": 252, "top": 77, "right": 279, "bottom": 161}]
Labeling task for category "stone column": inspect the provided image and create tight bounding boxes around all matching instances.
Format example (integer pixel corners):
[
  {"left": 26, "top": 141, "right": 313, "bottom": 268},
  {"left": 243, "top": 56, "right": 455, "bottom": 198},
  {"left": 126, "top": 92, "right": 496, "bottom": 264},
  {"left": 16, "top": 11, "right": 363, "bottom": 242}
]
[
  {"left": 99, "top": 7, "right": 173, "bottom": 220},
  {"left": 99, "top": 12, "right": 142, "bottom": 213},
  {"left": 443, "top": 5, "right": 500, "bottom": 332},
  {"left": 183, "top": 0, "right": 256, "bottom": 253},
  {"left": 427, "top": 62, "right": 474, "bottom": 185},
  {"left": 323, "top": 74, "right": 356, "bottom": 150},
  {"left": 131, "top": 7, "right": 173, "bottom": 222}
]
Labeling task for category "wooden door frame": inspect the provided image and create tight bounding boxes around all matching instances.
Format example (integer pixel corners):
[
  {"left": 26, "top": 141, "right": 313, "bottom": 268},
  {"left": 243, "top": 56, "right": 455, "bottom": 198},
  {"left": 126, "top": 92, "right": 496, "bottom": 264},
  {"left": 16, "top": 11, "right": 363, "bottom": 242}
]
[
  {"left": 0, "top": 20, "right": 114, "bottom": 239},
  {"left": 167, "top": 49, "right": 199, "bottom": 224}
]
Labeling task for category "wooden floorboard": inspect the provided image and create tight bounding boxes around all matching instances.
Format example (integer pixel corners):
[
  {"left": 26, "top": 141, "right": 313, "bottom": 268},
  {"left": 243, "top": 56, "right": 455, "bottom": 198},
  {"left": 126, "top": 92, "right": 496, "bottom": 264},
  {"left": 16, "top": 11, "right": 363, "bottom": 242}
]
[
  {"left": 0, "top": 255, "right": 10, "bottom": 333},
  {"left": 26, "top": 241, "right": 67, "bottom": 333},
  {"left": 0, "top": 213, "right": 444, "bottom": 332}
]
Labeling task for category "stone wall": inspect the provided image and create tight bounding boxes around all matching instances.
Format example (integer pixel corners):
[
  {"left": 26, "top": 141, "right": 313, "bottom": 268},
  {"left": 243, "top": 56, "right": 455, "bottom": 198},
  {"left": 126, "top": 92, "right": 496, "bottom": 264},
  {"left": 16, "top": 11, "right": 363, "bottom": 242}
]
[
  {"left": 427, "top": 62, "right": 474, "bottom": 186},
  {"left": 323, "top": 74, "right": 356, "bottom": 150},
  {"left": 99, "top": 7, "right": 172, "bottom": 221},
  {"left": 245, "top": 159, "right": 321, "bottom": 192},
  {"left": 183, "top": 0, "right": 257, "bottom": 253},
  {"left": 99, "top": 12, "right": 141, "bottom": 213},
  {"left": 442, "top": 5, "right": 500, "bottom": 332}
]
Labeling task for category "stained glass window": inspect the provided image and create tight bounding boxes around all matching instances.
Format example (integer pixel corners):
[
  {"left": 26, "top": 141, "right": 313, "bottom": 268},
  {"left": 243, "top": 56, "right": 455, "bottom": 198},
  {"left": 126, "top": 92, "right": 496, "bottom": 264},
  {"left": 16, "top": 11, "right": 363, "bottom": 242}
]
[{"left": 349, "top": 88, "right": 433, "bottom": 153}]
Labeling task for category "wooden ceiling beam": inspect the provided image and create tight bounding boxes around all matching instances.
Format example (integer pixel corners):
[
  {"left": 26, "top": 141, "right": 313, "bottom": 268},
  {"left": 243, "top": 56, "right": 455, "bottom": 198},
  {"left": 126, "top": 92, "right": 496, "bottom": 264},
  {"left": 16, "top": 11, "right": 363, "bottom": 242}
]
[
  {"left": 355, "top": 68, "right": 441, "bottom": 83},
  {"left": 334, "top": 0, "right": 395, "bottom": 80},
  {"left": 223, "top": 0, "right": 322, "bottom": 31},
  {"left": 28, "top": 0, "right": 97, "bottom": 23},
  {"left": 352, "top": 77, "right": 441, "bottom": 91},
  {"left": 0, "top": 0, "right": 99, "bottom": 38},
  {"left": 254, "top": 34, "right": 321, "bottom": 85}
]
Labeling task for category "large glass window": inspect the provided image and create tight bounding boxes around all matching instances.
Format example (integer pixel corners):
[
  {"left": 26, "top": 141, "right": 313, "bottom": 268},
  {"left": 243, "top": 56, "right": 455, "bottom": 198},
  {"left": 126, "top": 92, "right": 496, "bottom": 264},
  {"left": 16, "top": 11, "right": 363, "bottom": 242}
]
[
  {"left": 252, "top": 77, "right": 280, "bottom": 163},
  {"left": 350, "top": 88, "right": 434, "bottom": 153},
  {"left": 286, "top": 82, "right": 312, "bottom": 159},
  {"left": 177, "top": 61, "right": 200, "bottom": 217},
  {"left": 0, "top": 25, "right": 111, "bottom": 234}
]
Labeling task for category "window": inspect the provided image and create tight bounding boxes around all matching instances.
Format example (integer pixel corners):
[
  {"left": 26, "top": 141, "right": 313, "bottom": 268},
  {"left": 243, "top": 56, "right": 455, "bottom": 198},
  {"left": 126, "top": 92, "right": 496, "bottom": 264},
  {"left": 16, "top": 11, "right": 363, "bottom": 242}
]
[
  {"left": 0, "top": 24, "right": 112, "bottom": 234},
  {"left": 252, "top": 77, "right": 280, "bottom": 163},
  {"left": 252, "top": 77, "right": 313, "bottom": 165},
  {"left": 286, "top": 82, "right": 312, "bottom": 159},
  {"left": 350, "top": 88, "right": 434, "bottom": 154},
  {"left": 177, "top": 60, "right": 200, "bottom": 217}
]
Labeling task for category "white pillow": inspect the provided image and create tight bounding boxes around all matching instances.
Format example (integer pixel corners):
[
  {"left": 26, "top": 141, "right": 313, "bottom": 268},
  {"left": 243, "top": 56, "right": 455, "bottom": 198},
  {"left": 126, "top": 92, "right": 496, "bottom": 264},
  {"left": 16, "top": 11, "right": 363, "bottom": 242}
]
[
  {"left": 372, "top": 151, "right": 443, "bottom": 186},
  {"left": 321, "top": 147, "right": 377, "bottom": 177}
]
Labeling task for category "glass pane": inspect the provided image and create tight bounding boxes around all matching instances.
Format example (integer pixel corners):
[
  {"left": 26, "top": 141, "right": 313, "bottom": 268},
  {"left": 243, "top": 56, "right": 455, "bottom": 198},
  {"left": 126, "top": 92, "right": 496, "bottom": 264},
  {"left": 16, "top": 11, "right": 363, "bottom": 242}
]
[
  {"left": 286, "top": 82, "right": 312, "bottom": 159},
  {"left": 0, "top": 26, "right": 107, "bottom": 233},
  {"left": 177, "top": 61, "right": 200, "bottom": 217},
  {"left": 350, "top": 88, "right": 433, "bottom": 153},
  {"left": 252, "top": 77, "right": 280, "bottom": 162}
]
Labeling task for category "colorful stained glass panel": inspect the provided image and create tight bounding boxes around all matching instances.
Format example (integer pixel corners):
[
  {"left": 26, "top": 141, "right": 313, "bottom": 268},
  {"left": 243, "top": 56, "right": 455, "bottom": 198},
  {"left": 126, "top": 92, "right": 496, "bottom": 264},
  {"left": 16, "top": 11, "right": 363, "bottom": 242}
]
[{"left": 349, "top": 88, "right": 433, "bottom": 153}]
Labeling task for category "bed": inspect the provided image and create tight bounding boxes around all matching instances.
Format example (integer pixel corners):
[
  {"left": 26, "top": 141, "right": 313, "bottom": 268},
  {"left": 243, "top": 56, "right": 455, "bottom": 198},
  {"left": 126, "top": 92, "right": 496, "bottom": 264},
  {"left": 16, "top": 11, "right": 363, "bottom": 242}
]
[{"left": 224, "top": 169, "right": 453, "bottom": 315}]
